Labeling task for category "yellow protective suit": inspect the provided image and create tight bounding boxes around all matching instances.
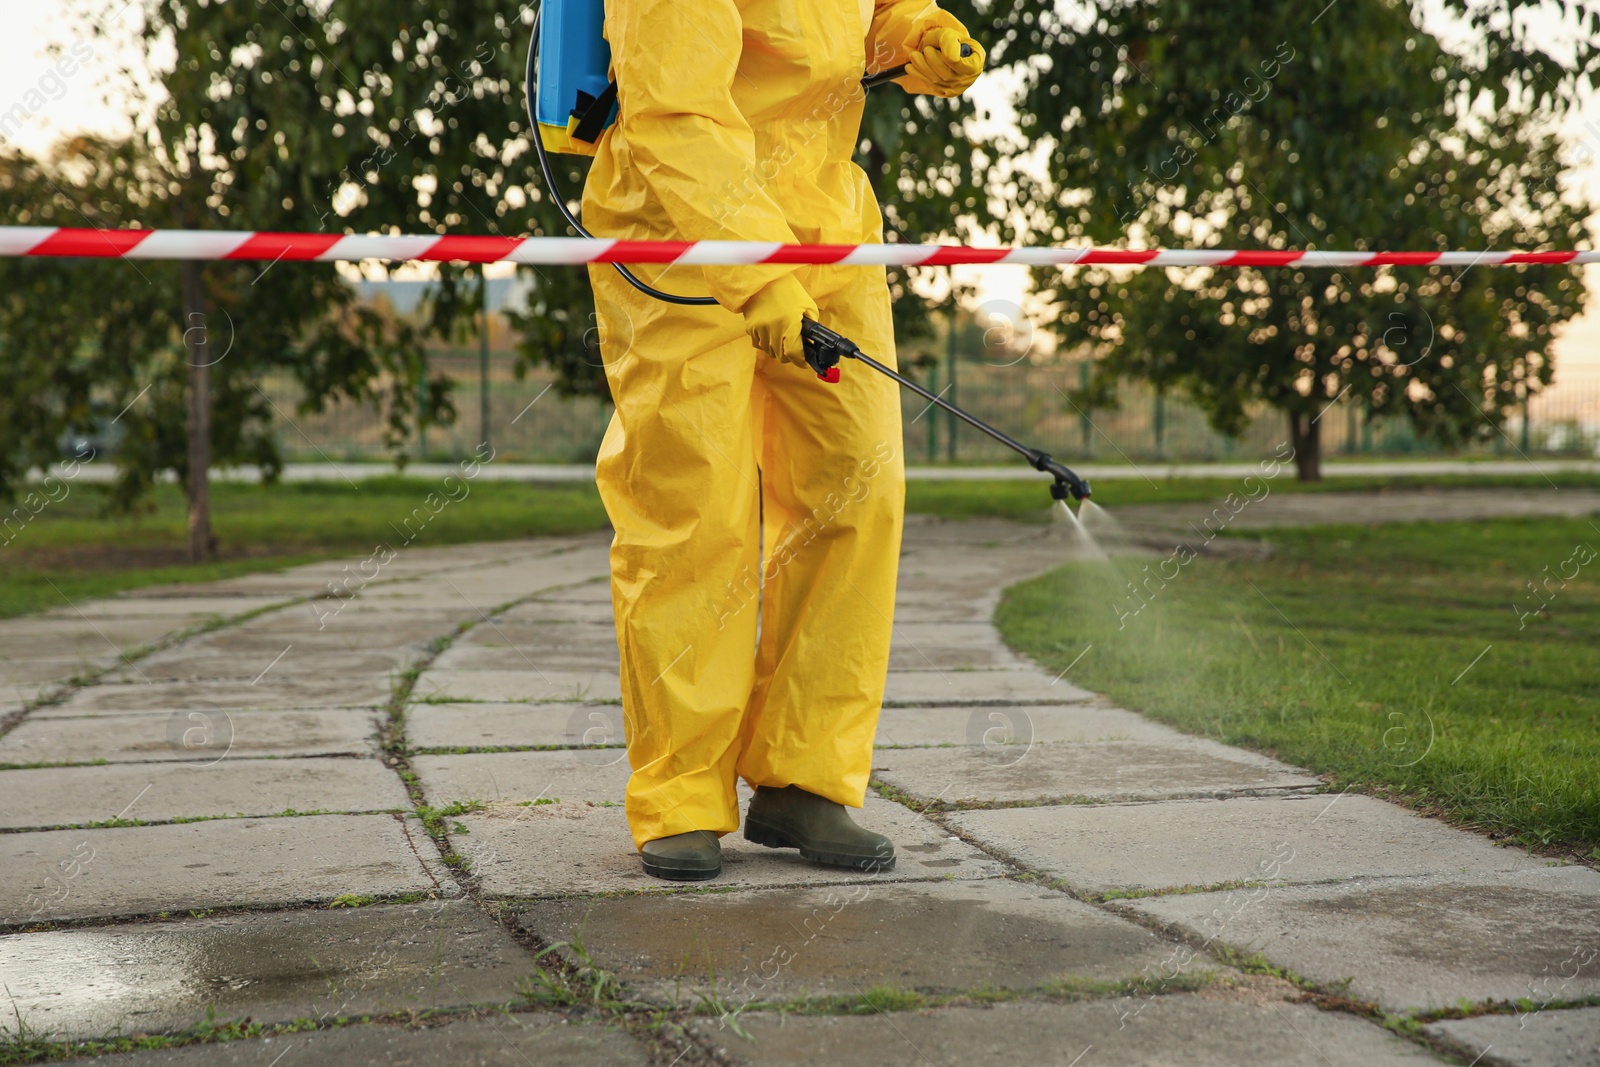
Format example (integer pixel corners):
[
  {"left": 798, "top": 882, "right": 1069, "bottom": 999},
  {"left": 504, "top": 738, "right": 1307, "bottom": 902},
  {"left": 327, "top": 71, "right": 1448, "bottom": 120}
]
[{"left": 582, "top": 0, "right": 969, "bottom": 849}]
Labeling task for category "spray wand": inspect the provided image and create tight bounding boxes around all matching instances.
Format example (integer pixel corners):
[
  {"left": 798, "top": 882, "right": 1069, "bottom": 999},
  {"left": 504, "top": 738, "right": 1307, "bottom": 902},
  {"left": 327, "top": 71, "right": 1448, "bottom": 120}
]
[{"left": 800, "top": 319, "right": 1092, "bottom": 503}]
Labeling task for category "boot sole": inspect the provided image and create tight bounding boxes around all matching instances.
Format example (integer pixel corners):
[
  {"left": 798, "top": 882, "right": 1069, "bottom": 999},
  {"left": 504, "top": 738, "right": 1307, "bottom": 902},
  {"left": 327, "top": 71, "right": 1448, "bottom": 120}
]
[
  {"left": 743, "top": 818, "right": 895, "bottom": 872},
  {"left": 641, "top": 858, "right": 721, "bottom": 882}
]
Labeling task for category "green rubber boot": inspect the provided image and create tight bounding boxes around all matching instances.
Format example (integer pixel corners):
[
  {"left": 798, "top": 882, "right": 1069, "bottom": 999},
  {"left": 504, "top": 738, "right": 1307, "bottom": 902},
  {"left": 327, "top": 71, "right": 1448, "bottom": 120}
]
[
  {"left": 744, "top": 785, "right": 896, "bottom": 872},
  {"left": 640, "top": 830, "right": 721, "bottom": 881}
]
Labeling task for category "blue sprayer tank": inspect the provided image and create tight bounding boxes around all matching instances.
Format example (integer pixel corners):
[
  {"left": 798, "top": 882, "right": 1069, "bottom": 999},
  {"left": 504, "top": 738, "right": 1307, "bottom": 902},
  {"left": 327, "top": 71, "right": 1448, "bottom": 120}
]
[{"left": 529, "top": 0, "right": 616, "bottom": 156}]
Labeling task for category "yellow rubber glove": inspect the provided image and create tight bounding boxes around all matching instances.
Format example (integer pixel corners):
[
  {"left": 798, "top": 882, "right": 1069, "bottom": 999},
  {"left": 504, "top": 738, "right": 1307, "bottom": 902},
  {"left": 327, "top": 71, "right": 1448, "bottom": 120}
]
[
  {"left": 741, "top": 275, "right": 819, "bottom": 368},
  {"left": 900, "top": 15, "right": 985, "bottom": 98}
]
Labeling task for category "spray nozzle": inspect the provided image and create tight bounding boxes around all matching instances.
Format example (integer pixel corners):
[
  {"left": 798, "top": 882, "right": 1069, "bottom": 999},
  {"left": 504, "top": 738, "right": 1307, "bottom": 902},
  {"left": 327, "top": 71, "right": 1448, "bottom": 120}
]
[{"left": 1032, "top": 453, "right": 1092, "bottom": 502}]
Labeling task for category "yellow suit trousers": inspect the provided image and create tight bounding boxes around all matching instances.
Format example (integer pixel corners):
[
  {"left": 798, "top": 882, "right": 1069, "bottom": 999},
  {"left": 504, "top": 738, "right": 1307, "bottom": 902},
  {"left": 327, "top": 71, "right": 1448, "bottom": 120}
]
[
  {"left": 590, "top": 265, "right": 902, "bottom": 848},
  {"left": 583, "top": 0, "right": 938, "bottom": 847}
]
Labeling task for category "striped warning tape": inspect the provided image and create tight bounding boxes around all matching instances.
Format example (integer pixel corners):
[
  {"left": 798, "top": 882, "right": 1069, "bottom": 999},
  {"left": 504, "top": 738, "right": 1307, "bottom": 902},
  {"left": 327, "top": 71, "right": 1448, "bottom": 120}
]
[{"left": 0, "top": 226, "right": 1592, "bottom": 268}]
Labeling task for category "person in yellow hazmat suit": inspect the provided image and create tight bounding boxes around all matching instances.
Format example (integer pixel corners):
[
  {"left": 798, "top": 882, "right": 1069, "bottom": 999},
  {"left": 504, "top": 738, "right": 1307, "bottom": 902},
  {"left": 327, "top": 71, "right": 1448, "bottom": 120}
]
[{"left": 582, "top": 1, "right": 985, "bottom": 881}]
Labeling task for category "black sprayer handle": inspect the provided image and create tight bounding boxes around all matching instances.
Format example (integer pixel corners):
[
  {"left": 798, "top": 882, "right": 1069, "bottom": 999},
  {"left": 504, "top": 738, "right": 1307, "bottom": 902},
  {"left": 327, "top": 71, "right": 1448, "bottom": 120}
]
[
  {"left": 862, "top": 43, "right": 975, "bottom": 89},
  {"left": 800, "top": 317, "right": 855, "bottom": 381},
  {"left": 798, "top": 319, "right": 1092, "bottom": 501}
]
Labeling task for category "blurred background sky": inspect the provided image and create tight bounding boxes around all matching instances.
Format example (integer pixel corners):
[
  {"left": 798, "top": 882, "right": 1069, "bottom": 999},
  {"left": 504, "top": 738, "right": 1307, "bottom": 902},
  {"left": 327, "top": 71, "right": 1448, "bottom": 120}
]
[{"left": 2, "top": 0, "right": 1596, "bottom": 367}]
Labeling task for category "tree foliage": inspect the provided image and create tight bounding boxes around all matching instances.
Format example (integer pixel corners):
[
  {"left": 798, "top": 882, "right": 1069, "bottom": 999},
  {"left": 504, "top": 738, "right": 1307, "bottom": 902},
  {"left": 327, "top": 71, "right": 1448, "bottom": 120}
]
[
  {"left": 0, "top": 138, "right": 324, "bottom": 509},
  {"left": 7, "top": 0, "right": 1596, "bottom": 501},
  {"left": 151, "top": 0, "right": 1011, "bottom": 398},
  {"left": 998, "top": 0, "right": 1593, "bottom": 478}
]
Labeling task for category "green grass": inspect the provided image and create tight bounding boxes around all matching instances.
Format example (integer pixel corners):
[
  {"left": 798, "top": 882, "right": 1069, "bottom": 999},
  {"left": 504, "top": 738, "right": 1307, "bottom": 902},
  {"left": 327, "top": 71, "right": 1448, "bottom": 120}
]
[
  {"left": 0, "top": 478, "right": 610, "bottom": 619},
  {"left": 996, "top": 515, "right": 1600, "bottom": 854}
]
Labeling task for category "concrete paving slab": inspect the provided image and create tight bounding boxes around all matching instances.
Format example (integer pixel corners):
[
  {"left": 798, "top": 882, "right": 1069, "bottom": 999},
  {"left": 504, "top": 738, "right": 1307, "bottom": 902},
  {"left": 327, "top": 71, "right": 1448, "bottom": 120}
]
[
  {"left": 454, "top": 795, "right": 1002, "bottom": 898},
  {"left": 158, "top": 631, "right": 414, "bottom": 661},
  {"left": 413, "top": 669, "right": 621, "bottom": 704},
  {"left": 441, "top": 617, "right": 620, "bottom": 652},
  {"left": 0, "top": 679, "right": 57, "bottom": 705},
  {"left": 0, "top": 619, "right": 166, "bottom": 645},
  {"left": 900, "top": 513, "right": 1068, "bottom": 545},
  {"left": 192, "top": 624, "right": 440, "bottom": 654},
  {"left": 130, "top": 569, "right": 345, "bottom": 598},
  {"left": 882, "top": 668, "right": 1094, "bottom": 705},
  {"left": 345, "top": 591, "right": 508, "bottom": 614},
  {"left": 0, "top": 657, "right": 107, "bottom": 688},
  {"left": 59, "top": 1016, "right": 653, "bottom": 1065},
  {"left": 1124, "top": 867, "right": 1600, "bottom": 1013},
  {"left": 431, "top": 638, "right": 619, "bottom": 672},
  {"left": 442, "top": 618, "right": 619, "bottom": 647},
  {"left": 411, "top": 750, "right": 631, "bottom": 806},
  {"left": 358, "top": 551, "right": 609, "bottom": 596},
  {"left": 874, "top": 704, "right": 1182, "bottom": 747},
  {"left": 357, "top": 579, "right": 602, "bottom": 615},
  {"left": 872, "top": 740, "right": 1320, "bottom": 806},
  {"left": 526, "top": 580, "right": 613, "bottom": 604},
  {"left": 451, "top": 614, "right": 617, "bottom": 639},
  {"left": 37, "top": 677, "right": 395, "bottom": 716},
  {"left": 0, "top": 619, "right": 205, "bottom": 655},
  {"left": 237, "top": 608, "right": 462, "bottom": 639},
  {"left": 0, "top": 757, "right": 410, "bottom": 829},
  {"left": 107, "top": 650, "right": 412, "bottom": 684},
  {"left": 500, "top": 597, "right": 619, "bottom": 625},
  {"left": 887, "top": 604, "right": 1024, "bottom": 630},
  {"left": 516, "top": 877, "right": 1202, "bottom": 1006},
  {"left": 405, "top": 703, "right": 1178, "bottom": 753},
  {"left": 2, "top": 815, "right": 445, "bottom": 924},
  {"left": 887, "top": 622, "right": 1021, "bottom": 670},
  {"left": 0, "top": 709, "right": 378, "bottom": 766},
  {"left": 890, "top": 590, "right": 991, "bottom": 622},
  {"left": 406, "top": 702, "right": 622, "bottom": 751},
  {"left": 949, "top": 794, "right": 1538, "bottom": 894},
  {"left": 0, "top": 902, "right": 531, "bottom": 1040},
  {"left": 897, "top": 552, "right": 1065, "bottom": 598},
  {"left": 35, "top": 595, "right": 282, "bottom": 620},
  {"left": 1427, "top": 1006, "right": 1600, "bottom": 1067},
  {"left": 236, "top": 601, "right": 464, "bottom": 633},
  {"left": 0, "top": 654, "right": 157, "bottom": 689},
  {"left": 697, "top": 994, "right": 1441, "bottom": 1066}
]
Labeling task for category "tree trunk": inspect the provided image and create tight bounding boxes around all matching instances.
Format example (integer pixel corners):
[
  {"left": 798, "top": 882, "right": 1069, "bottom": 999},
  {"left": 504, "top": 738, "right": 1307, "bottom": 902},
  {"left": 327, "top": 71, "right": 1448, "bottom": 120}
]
[
  {"left": 181, "top": 260, "right": 214, "bottom": 563},
  {"left": 1288, "top": 410, "right": 1322, "bottom": 482}
]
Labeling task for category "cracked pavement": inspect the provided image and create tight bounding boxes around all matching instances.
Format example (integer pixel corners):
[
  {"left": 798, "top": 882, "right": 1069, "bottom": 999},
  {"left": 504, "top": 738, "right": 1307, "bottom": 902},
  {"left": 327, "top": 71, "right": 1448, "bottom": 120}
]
[{"left": 1, "top": 495, "right": 1597, "bottom": 1066}]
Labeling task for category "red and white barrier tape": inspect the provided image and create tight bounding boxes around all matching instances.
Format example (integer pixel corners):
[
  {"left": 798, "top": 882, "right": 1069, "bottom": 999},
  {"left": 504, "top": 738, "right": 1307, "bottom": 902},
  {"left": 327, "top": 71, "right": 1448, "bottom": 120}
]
[{"left": 0, "top": 226, "right": 1592, "bottom": 268}]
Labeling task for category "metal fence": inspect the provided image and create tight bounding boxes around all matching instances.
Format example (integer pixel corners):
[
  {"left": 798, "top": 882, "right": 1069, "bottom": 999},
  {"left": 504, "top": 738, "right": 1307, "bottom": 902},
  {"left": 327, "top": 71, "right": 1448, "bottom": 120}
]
[{"left": 260, "top": 347, "right": 1600, "bottom": 466}]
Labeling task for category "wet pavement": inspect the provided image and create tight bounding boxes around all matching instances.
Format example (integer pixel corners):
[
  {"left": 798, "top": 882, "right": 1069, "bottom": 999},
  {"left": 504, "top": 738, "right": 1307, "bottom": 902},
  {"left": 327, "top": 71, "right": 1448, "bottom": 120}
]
[{"left": 0, "top": 491, "right": 1596, "bottom": 1065}]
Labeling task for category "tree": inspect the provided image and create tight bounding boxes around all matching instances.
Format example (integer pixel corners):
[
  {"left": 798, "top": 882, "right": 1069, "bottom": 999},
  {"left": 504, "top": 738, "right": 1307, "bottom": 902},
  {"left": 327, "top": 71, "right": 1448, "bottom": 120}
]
[
  {"left": 1002, "top": 0, "right": 1592, "bottom": 479},
  {"left": 0, "top": 145, "right": 170, "bottom": 512},
  {"left": 1, "top": 8, "right": 455, "bottom": 561},
  {"left": 8, "top": 0, "right": 1006, "bottom": 551},
  {"left": 0, "top": 139, "right": 308, "bottom": 544}
]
